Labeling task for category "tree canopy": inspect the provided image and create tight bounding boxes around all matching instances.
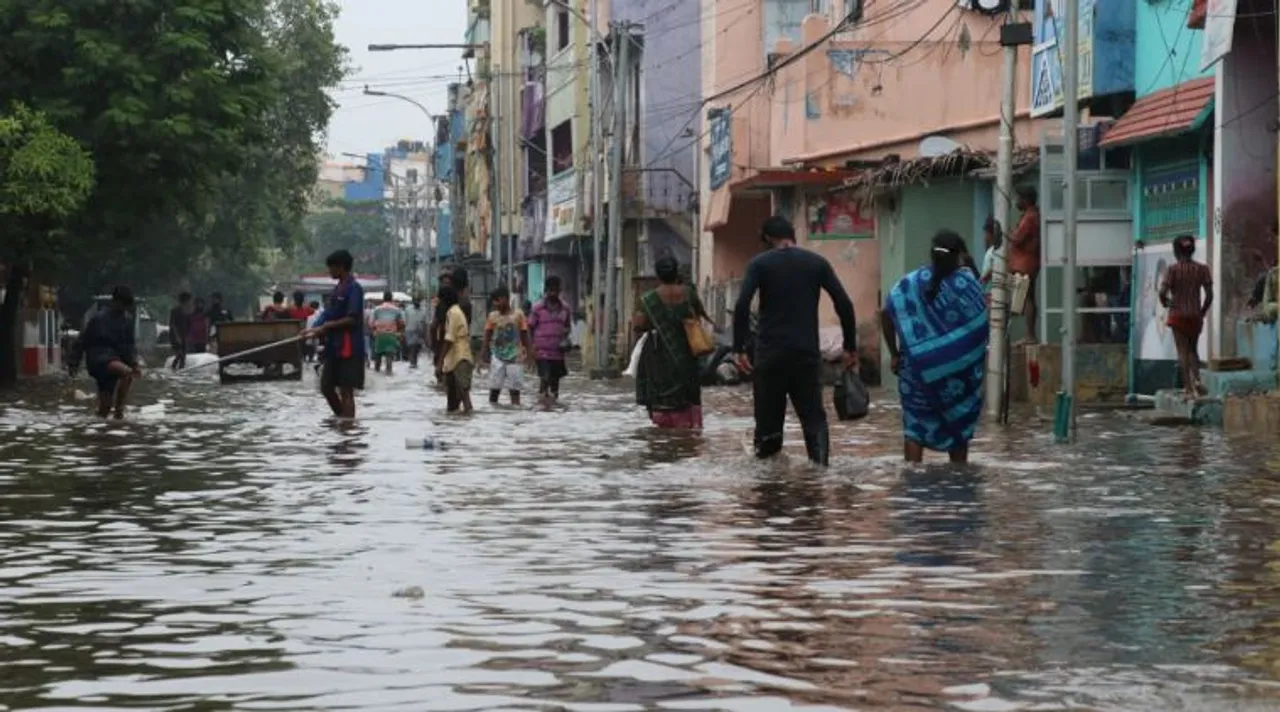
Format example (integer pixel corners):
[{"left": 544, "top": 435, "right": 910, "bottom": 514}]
[
  {"left": 0, "top": 103, "right": 95, "bottom": 246},
  {"left": 0, "top": 0, "right": 347, "bottom": 296},
  {"left": 301, "top": 204, "right": 394, "bottom": 277}
]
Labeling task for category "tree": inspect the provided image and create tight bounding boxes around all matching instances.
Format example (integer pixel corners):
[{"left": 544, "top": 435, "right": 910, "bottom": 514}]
[
  {"left": 301, "top": 204, "right": 394, "bottom": 277},
  {"left": 0, "top": 103, "right": 94, "bottom": 385},
  {"left": 0, "top": 0, "right": 346, "bottom": 297}
]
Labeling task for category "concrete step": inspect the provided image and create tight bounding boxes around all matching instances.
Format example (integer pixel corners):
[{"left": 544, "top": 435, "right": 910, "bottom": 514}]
[
  {"left": 1153, "top": 389, "right": 1223, "bottom": 426},
  {"left": 1201, "top": 369, "right": 1276, "bottom": 399}
]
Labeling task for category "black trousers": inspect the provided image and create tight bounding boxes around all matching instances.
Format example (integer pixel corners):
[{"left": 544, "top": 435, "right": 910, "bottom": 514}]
[{"left": 752, "top": 350, "right": 829, "bottom": 466}]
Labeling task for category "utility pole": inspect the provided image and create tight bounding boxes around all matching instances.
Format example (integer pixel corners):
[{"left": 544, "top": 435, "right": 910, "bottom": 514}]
[
  {"left": 985, "top": 19, "right": 1028, "bottom": 421},
  {"left": 390, "top": 180, "right": 402, "bottom": 290},
  {"left": 410, "top": 199, "right": 422, "bottom": 296},
  {"left": 690, "top": 129, "right": 701, "bottom": 288},
  {"left": 490, "top": 71, "right": 503, "bottom": 289},
  {"left": 1055, "top": 0, "right": 1080, "bottom": 443},
  {"left": 505, "top": 66, "right": 520, "bottom": 292},
  {"left": 603, "top": 22, "right": 629, "bottom": 374},
  {"left": 589, "top": 0, "right": 607, "bottom": 374}
]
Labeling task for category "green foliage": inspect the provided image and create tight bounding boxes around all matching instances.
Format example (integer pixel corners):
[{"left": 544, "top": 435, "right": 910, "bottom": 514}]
[
  {"left": 0, "top": 0, "right": 348, "bottom": 297},
  {"left": 0, "top": 103, "right": 94, "bottom": 234},
  {"left": 300, "top": 204, "right": 393, "bottom": 276}
]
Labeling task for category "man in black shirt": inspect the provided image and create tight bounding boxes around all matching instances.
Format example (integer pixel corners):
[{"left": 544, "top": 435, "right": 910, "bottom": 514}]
[
  {"left": 205, "top": 291, "right": 234, "bottom": 349},
  {"left": 168, "top": 292, "right": 192, "bottom": 371},
  {"left": 733, "top": 215, "right": 858, "bottom": 466},
  {"left": 76, "top": 286, "right": 142, "bottom": 418}
]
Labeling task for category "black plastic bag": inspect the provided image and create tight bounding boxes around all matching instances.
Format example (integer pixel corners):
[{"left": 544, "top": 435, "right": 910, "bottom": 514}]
[{"left": 833, "top": 370, "right": 869, "bottom": 421}]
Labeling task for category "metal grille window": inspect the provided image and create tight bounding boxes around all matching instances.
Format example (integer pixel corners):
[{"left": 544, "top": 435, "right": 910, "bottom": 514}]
[{"left": 1140, "top": 160, "right": 1200, "bottom": 243}]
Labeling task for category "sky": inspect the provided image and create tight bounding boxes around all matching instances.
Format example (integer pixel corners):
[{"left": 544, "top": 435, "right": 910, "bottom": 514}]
[{"left": 326, "top": 0, "right": 470, "bottom": 159}]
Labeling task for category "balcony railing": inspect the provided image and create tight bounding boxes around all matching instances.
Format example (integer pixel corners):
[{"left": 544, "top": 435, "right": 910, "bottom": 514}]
[{"left": 619, "top": 168, "right": 695, "bottom": 219}]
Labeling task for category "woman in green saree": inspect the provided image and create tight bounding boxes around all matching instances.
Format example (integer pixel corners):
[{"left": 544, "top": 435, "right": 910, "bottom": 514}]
[{"left": 633, "top": 256, "right": 711, "bottom": 429}]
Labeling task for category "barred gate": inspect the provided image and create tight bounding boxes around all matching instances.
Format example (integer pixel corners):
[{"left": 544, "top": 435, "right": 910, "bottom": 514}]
[{"left": 702, "top": 278, "right": 743, "bottom": 332}]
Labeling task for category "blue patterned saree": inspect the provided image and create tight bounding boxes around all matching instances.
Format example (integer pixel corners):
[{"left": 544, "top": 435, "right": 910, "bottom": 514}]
[{"left": 883, "top": 266, "right": 990, "bottom": 452}]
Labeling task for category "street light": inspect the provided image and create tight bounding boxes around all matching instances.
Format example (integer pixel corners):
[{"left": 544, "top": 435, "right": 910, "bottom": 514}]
[
  {"left": 360, "top": 86, "right": 442, "bottom": 294},
  {"left": 368, "top": 43, "right": 487, "bottom": 52}
]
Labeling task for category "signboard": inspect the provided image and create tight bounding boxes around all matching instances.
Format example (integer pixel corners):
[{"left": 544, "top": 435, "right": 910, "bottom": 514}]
[
  {"left": 1200, "top": 0, "right": 1237, "bottom": 71},
  {"left": 708, "top": 109, "right": 731, "bottom": 190},
  {"left": 808, "top": 194, "right": 874, "bottom": 240},
  {"left": 1030, "top": 0, "right": 1095, "bottom": 118},
  {"left": 546, "top": 170, "right": 576, "bottom": 241}
]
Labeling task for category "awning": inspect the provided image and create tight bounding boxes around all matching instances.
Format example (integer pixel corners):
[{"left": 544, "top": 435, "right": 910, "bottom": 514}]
[
  {"left": 1188, "top": 0, "right": 1206, "bottom": 28},
  {"left": 1099, "top": 77, "right": 1215, "bottom": 147},
  {"left": 730, "top": 168, "right": 862, "bottom": 196},
  {"left": 703, "top": 186, "right": 731, "bottom": 231}
]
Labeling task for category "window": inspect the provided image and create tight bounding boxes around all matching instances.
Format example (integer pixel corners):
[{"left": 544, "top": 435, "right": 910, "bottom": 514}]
[
  {"left": 406, "top": 168, "right": 419, "bottom": 184},
  {"left": 1046, "top": 175, "right": 1130, "bottom": 213},
  {"left": 556, "top": 8, "right": 570, "bottom": 52},
  {"left": 763, "top": 0, "right": 815, "bottom": 56},
  {"left": 551, "top": 120, "right": 572, "bottom": 174},
  {"left": 1040, "top": 266, "right": 1133, "bottom": 345}
]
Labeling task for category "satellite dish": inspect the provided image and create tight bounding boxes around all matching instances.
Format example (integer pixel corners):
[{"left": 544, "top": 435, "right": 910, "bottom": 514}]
[
  {"left": 919, "top": 135, "right": 963, "bottom": 157},
  {"left": 956, "top": 0, "right": 1007, "bottom": 13}
]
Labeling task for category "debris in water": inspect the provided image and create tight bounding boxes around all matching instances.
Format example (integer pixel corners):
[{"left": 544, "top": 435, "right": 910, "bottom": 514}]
[{"left": 392, "top": 586, "right": 425, "bottom": 599}]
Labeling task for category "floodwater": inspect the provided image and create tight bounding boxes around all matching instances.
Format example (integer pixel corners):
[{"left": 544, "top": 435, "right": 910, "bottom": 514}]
[{"left": 3, "top": 370, "right": 1280, "bottom": 711}]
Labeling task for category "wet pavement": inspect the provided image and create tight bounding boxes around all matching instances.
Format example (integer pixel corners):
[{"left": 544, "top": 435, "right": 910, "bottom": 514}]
[{"left": 3, "top": 368, "right": 1280, "bottom": 710}]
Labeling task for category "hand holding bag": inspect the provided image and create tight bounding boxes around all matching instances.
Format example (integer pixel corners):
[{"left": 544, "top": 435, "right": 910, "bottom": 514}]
[{"left": 833, "top": 369, "right": 870, "bottom": 421}]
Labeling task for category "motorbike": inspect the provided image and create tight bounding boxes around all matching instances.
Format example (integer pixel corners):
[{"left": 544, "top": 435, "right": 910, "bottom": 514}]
[{"left": 700, "top": 310, "right": 756, "bottom": 386}]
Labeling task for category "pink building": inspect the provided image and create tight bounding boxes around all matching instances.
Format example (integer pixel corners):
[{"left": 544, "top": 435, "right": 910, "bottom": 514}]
[{"left": 698, "top": 0, "right": 1041, "bottom": 377}]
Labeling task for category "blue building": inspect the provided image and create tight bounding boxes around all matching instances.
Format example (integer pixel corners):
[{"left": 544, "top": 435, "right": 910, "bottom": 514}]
[
  {"left": 344, "top": 153, "right": 384, "bottom": 202},
  {"left": 1098, "top": 0, "right": 1213, "bottom": 394}
]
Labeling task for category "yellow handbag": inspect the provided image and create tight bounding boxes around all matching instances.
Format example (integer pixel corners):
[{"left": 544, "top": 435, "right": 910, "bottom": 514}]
[{"left": 684, "top": 318, "right": 715, "bottom": 357}]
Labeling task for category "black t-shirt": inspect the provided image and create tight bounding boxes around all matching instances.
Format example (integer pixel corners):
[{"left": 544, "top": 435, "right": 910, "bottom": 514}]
[
  {"left": 733, "top": 246, "right": 857, "bottom": 357},
  {"left": 82, "top": 309, "right": 137, "bottom": 369},
  {"left": 208, "top": 305, "right": 233, "bottom": 323},
  {"left": 168, "top": 307, "right": 190, "bottom": 344}
]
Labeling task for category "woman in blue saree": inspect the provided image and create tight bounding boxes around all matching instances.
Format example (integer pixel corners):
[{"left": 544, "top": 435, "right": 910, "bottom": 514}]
[{"left": 881, "top": 230, "right": 989, "bottom": 463}]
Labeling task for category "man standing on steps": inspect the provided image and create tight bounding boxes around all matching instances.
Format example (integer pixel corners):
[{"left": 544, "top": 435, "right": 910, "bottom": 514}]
[
  {"left": 732, "top": 215, "right": 858, "bottom": 466},
  {"left": 1008, "top": 186, "right": 1042, "bottom": 344}
]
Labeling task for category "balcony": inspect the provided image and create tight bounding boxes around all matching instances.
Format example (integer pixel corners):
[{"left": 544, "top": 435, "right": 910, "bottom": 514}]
[{"left": 619, "top": 168, "right": 694, "bottom": 220}]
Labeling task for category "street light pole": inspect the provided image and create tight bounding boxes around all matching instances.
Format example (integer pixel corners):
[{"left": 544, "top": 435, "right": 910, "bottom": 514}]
[{"left": 363, "top": 86, "right": 442, "bottom": 296}]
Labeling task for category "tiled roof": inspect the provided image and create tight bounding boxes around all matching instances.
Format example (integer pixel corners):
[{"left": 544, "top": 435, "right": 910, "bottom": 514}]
[{"left": 1099, "top": 78, "right": 1215, "bottom": 147}]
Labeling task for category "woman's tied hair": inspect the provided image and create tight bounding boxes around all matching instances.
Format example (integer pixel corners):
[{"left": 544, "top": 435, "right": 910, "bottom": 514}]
[{"left": 927, "top": 229, "right": 968, "bottom": 303}]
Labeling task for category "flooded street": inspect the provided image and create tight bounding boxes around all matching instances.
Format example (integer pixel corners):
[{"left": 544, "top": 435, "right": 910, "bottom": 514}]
[{"left": 4, "top": 371, "right": 1280, "bottom": 711}]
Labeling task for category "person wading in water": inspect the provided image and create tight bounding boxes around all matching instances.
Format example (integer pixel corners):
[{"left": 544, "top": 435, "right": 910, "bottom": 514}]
[
  {"left": 302, "top": 250, "right": 367, "bottom": 418},
  {"left": 72, "top": 286, "right": 143, "bottom": 419},
  {"left": 881, "top": 230, "right": 989, "bottom": 463},
  {"left": 733, "top": 215, "right": 858, "bottom": 466},
  {"left": 1159, "top": 234, "right": 1214, "bottom": 396}
]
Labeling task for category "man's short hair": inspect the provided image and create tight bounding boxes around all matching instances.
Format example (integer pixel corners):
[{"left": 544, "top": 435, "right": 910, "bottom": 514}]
[
  {"left": 761, "top": 215, "right": 795, "bottom": 241},
  {"left": 111, "top": 285, "right": 134, "bottom": 308},
  {"left": 325, "top": 249, "right": 354, "bottom": 271},
  {"left": 1016, "top": 186, "right": 1038, "bottom": 204},
  {"left": 491, "top": 284, "right": 510, "bottom": 300},
  {"left": 545, "top": 275, "right": 562, "bottom": 290}
]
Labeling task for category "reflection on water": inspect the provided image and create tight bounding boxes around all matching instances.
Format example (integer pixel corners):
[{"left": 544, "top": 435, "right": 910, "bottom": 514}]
[{"left": 3, "top": 373, "right": 1280, "bottom": 709}]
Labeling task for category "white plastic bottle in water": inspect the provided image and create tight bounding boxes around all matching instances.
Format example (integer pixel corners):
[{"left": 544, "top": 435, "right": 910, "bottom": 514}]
[{"left": 405, "top": 438, "right": 444, "bottom": 450}]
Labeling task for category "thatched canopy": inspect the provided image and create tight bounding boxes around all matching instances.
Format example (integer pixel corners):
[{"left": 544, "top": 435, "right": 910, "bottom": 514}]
[{"left": 837, "top": 147, "right": 1039, "bottom": 203}]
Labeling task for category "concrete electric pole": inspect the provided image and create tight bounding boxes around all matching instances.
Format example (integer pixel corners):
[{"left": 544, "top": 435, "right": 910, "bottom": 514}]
[
  {"left": 985, "top": 17, "right": 1031, "bottom": 421},
  {"left": 603, "top": 22, "right": 631, "bottom": 375},
  {"left": 1055, "top": 0, "right": 1080, "bottom": 443}
]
